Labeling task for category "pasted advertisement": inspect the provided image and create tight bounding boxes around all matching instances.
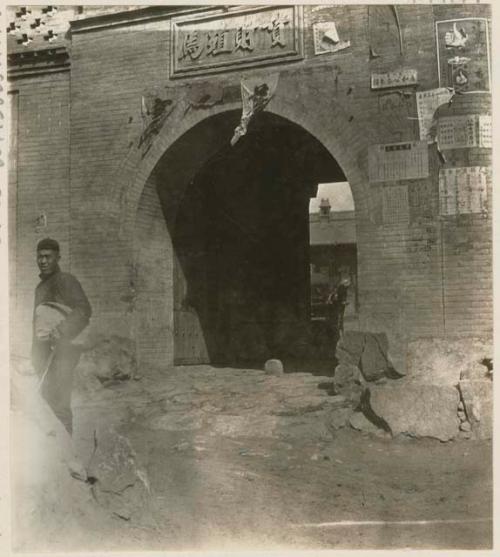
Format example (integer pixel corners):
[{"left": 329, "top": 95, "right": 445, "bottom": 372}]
[
  {"left": 382, "top": 185, "right": 409, "bottom": 224},
  {"left": 371, "top": 69, "right": 418, "bottom": 90},
  {"left": 368, "top": 141, "right": 429, "bottom": 184},
  {"left": 436, "top": 18, "right": 490, "bottom": 93},
  {"left": 312, "top": 21, "right": 350, "bottom": 55},
  {"left": 171, "top": 6, "right": 303, "bottom": 77},
  {"left": 438, "top": 167, "right": 488, "bottom": 216},
  {"left": 416, "top": 88, "right": 455, "bottom": 143},
  {"left": 437, "top": 114, "right": 492, "bottom": 150}
]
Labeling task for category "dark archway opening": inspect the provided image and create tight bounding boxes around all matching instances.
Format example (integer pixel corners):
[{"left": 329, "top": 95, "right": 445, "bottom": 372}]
[{"left": 154, "top": 111, "right": 348, "bottom": 368}]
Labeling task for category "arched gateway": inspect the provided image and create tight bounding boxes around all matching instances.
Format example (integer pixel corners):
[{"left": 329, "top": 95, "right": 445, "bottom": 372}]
[{"left": 129, "top": 103, "right": 365, "bottom": 368}]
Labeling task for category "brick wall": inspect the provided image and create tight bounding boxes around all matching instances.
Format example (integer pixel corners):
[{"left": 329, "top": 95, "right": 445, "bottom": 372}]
[
  {"left": 9, "top": 4, "right": 492, "bottom": 374},
  {"left": 133, "top": 171, "right": 173, "bottom": 367},
  {"left": 8, "top": 71, "right": 72, "bottom": 356}
]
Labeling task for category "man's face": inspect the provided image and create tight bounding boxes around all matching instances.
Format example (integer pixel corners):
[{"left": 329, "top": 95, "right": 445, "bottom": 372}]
[{"left": 37, "top": 249, "right": 60, "bottom": 276}]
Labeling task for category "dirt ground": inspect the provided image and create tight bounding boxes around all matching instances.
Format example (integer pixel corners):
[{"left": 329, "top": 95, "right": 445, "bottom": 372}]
[{"left": 12, "top": 364, "right": 493, "bottom": 552}]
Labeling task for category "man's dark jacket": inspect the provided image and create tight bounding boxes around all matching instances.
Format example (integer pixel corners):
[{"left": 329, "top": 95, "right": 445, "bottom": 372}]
[{"left": 31, "top": 265, "right": 92, "bottom": 371}]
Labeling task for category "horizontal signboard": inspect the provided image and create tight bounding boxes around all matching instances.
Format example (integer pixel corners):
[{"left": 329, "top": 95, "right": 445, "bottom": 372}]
[{"left": 171, "top": 6, "right": 304, "bottom": 78}]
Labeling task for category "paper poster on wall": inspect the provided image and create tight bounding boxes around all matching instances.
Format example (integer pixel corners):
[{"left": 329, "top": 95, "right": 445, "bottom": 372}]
[
  {"left": 313, "top": 22, "right": 350, "bottom": 55},
  {"left": 371, "top": 69, "right": 418, "bottom": 90},
  {"left": 369, "top": 141, "right": 429, "bottom": 183},
  {"left": 416, "top": 88, "right": 455, "bottom": 143},
  {"left": 478, "top": 114, "right": 492, "bottom": 148},
  {"left": 382, "top": 185, "right": 409, "bottom": 224},
  {"left": 436, "top": 18, "right": 491, "bottom": 93},
  {"left": 438, "top": 167, "right": 488, "bottom": 216},
  {"left": 437, "top": 114, "right": 492, "bottom": 149}
]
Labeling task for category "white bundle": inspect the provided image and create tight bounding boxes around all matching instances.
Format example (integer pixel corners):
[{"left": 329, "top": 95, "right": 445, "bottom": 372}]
[{"left": 34, "top": 302, "right": 88, "bottom": 346}]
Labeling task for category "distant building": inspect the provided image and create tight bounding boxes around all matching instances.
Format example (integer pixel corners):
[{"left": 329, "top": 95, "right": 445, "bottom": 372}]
[{"left": 309, "top": 198, "right": 358, "bottom": 320}]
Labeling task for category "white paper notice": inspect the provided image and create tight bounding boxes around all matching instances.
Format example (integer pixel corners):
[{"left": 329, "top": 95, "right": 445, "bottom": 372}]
[
  {"left": 416, "top": 87, "right": 455, "bottom": 143},
  {"left": 478, "top": 114, "right": 492, "bottom": 148},
  {"left": 368, "top": 141, "right": 429, "bottom": 183},
  {"left": 371, "top": 69, "right": 418, "bottom": 90},
  {"left": 382, "top": 185, "right": 409, "bottom": 224},
  {"left": 439, "top": 167, "right": 488, "bottom": 216},
  {"left": 437, "top": 114, "right": 492, "bottom": 149},
  {"left": 313, "top": 22, "right": 350, "bottom": 55}
]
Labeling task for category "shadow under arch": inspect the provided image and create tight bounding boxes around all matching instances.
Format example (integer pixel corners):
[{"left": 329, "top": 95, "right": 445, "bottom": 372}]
[{"left": 134, "top": 107, "right": 359, "bottom": 368}]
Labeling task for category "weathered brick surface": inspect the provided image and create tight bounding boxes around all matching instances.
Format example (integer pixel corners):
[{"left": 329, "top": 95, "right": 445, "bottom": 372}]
[
  {"left": 133, "top": 172, "right": 173, "bottom": 367},
  {"left": 9, "top": 72, "right": 72, "bottom": 356},
  {"left": 8, "top": 5, "right": 492, "bottom": 372}
]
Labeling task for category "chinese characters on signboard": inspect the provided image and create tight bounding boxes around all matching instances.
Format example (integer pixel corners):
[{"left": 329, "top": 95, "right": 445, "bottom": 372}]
[
  {"left": 437, "top": 114, "right": 492, "bottom": 150},
  {"left": 368, "top": 141, "right": 429, "bottom": 183},
  {"left": 171, "top": 7, "right": 303, "bottom": 77},
  {"left": 371, "top": 69, "right": 418, "bottom": 90},
  {"left": 436, "top": 18, "right": 491, "bottom": 93},
  {"left": 439, "top": 167, "right": 488, "bottom": 216}
]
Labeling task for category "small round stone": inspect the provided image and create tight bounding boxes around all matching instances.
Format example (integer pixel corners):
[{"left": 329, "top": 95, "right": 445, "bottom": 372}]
[{"left": 264, "top": 359, "right": 284, "bottom": 375}]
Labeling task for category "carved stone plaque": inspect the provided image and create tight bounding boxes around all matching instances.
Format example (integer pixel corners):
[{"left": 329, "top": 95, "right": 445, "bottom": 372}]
[{"left": 171, "top": 6, "right": 304, "bottom": 78}]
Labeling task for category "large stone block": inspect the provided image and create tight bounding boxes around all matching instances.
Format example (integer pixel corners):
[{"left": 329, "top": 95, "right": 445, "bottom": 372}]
[
  {"left": 461, "top": 362, "right": 491, "bottom": 382},
  {"left": 333, "top": 363, "right": 362, "bottom": 390},
  {"left": 79, "top": 335, "right": 137, "bottom": 387},
  {"left": 336, "top": 331, "right": 392, "bottom": 381},
  {"left": 87, "top": 428, "right": 151, "bottom": 522},
  {"left": 367, "top": 381, "right": 460, "bottom": 441},
  {"left": 333, "top": 363, "right": 365, "bottom": 406},
  {"left": 349, "top": 411, "right": 383, "bottom": 434},
  {"left": 407, "top": 337, "right": 493, "bottom": 386},
  {"left": 359, "top": 334, "right": 389, "bottom": 382},
  {"left": 328, "top": 407, "right": 354, "bottom": 430},
  {"left": 459, "top": 380, "right": 493, "bottom": 440},
  {"left": 336, "top": 331, "right": 365, "bottom": 365}
]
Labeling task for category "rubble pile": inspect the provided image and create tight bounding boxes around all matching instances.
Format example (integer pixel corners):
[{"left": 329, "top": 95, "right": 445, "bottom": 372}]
[
  {"left": 86, "top": 428, "right": 153, "bottom": 523},
  {"left": 457, "top": 358, "right": 493, "bottom": 440},
  {"left": 327, "top": 331, "right": 394, "bottom": 435},
  {"left": 77, "top": 334, "right": 138, "bottom": 390},
  {"left": 328, "top": 333, "right": 493, "bottom": 442},
  {"left": 10, "top": 368, "right": 127, "bottom": 552}
]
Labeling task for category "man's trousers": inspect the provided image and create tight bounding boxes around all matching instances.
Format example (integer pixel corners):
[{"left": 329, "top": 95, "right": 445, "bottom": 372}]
[{"left": 38, "top": 341, "right": 81, "bottom": 435}]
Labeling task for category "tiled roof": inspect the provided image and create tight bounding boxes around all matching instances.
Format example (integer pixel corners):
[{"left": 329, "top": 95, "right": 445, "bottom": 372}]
[{"left": 6, "top": 6, "right": 141, "bottom": 54}]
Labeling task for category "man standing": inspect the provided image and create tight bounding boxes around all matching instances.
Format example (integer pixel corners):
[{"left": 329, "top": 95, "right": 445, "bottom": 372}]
[
  {"left": 31, "top": 238, "right": 92, "bottom": 435},
  {"left": 326, "top": 277, "right": 350, "bottom": 343}
]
